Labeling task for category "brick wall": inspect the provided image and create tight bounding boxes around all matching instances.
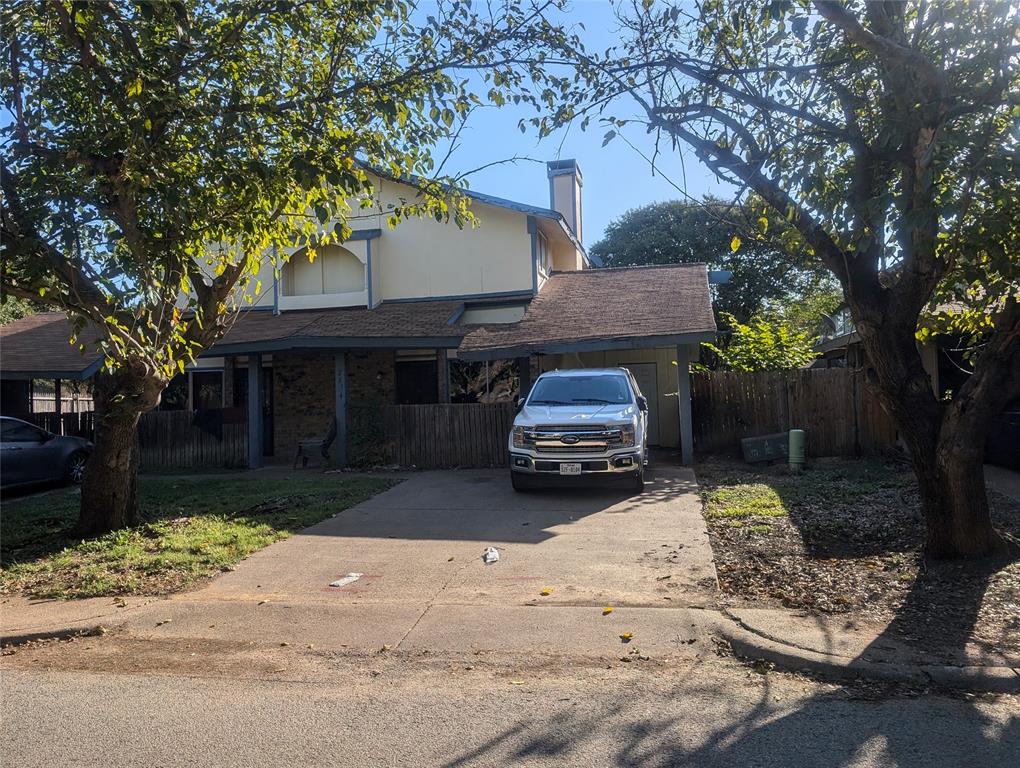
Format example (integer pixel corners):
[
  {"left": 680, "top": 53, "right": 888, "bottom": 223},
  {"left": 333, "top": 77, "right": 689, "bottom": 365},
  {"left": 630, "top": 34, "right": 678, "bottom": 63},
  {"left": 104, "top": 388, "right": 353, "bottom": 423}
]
[
  {"left": 272, "top": 351, "right": 337, "bottom": 461},
  {"left": 270, "top": 349, "right": 398, "bottom": 463},
  {"left": 347, "top": 349, "right": 396, "bottom": 406}
]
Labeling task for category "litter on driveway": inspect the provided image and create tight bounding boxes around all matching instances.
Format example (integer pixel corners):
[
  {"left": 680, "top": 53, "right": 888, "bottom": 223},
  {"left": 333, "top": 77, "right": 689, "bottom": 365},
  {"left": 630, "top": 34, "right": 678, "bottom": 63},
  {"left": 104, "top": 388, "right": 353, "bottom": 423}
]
[
  {"left": 482, "top": 547, "right": 500, "bottom": 565},
  {"left": 329, "top": 573, "right": 363, "bottom": 588}
]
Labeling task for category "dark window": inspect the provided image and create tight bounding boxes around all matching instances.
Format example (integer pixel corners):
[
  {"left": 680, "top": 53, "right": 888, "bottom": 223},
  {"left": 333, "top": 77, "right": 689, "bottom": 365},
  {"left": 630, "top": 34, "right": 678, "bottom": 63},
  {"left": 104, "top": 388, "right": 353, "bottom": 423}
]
[
  {"left": 191, "top": 371, "right": 223, "bottom": 411},
  {"left": 160, "top": 375, "right": 189, "bottom": 411},
  {"left": 395, "top": 360, "right": 438, "bottom": 404},
  {"left": 1, "top": 419, "right": 46, "bottom": 442}
]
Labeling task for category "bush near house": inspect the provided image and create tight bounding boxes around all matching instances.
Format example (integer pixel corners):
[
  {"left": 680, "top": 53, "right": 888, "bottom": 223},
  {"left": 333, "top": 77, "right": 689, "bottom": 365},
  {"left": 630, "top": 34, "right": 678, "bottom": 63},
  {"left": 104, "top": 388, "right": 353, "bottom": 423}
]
[{"left": 1, "top": 474, "right": 395, "bottom": 599}]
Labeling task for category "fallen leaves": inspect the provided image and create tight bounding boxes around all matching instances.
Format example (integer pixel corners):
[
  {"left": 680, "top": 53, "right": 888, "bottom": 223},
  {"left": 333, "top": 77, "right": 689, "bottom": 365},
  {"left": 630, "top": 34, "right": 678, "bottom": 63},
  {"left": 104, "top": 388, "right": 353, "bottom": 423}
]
[
  {"left": 619, "top": 632, "right": 634, "bottom": 643},
  {"left": 602, "top": 606, "right": 614, "bottom": 615},
  {"left": 539, "top": 587, "right": 553, "bottom": 596}
]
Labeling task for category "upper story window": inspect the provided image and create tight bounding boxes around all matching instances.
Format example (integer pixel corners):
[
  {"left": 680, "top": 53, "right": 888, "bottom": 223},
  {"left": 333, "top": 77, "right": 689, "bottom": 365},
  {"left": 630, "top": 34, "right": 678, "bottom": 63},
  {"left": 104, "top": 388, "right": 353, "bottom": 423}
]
[
  {"left": 537, "top": 231, "right": 550, "bottom": 275},
  {"left": 281, "top": 245, "right": 366, "bottom": 297}
]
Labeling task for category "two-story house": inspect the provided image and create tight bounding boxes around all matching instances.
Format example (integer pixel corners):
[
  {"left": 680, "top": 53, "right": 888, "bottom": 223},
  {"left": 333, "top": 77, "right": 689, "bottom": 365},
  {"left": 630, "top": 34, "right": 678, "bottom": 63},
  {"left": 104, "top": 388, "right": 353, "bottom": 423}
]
[{"left": 1, "top": 160, "right": 717, "bottom": 466}]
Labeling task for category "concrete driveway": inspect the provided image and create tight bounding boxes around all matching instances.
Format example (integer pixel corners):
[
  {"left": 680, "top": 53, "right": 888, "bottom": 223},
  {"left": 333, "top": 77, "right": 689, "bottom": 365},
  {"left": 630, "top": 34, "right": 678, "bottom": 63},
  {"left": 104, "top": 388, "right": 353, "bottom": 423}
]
[{"left": 106, "top": 466, "right": 720, "bottom": 656}]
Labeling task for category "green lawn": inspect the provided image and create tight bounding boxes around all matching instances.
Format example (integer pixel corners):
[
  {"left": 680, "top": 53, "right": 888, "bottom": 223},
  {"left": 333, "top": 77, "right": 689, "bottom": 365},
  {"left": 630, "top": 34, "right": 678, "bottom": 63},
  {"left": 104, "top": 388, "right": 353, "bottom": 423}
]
[{"left": 1, "top": 473, "right": 396, "bottom": 600}]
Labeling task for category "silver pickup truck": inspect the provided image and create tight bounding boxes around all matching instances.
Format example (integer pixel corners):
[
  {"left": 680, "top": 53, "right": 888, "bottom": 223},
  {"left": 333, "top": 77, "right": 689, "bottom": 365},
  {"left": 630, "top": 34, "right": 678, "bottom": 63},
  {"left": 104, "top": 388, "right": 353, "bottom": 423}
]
[{"left": 508, "top": 368, "right": 649, "bottom": 492}]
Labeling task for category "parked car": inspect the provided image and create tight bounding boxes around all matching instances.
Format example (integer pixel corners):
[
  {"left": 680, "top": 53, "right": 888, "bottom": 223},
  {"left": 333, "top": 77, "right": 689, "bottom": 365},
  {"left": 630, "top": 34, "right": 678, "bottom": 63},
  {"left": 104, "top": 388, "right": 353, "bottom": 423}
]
[
  {"left": 509, "top": 368, "right": 649, "bottom": 492},
  {"left": 0, "top": 416, "right": 92, "bottom": 490}
]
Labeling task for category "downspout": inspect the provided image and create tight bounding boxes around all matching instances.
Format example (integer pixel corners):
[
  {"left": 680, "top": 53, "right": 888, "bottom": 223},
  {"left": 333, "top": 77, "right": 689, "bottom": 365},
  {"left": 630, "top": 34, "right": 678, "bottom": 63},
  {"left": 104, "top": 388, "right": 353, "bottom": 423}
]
[
  {"left": 527, "top": 216, "right": 538, "bottom": 296},
  {"left": 272, "top": 245, "right": 280, "bottom": 315},
  {"left": 366, "top": 238, "right": 375, "bottom": 308}
]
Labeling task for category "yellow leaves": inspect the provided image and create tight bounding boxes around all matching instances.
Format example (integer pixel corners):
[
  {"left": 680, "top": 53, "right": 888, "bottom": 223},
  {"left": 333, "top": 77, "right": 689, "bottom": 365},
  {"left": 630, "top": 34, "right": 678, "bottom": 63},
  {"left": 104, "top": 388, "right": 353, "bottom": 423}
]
[
  {"left": 127, "top": 77, "right": 143, "bottom": 98},
  {"left": 144, "top": 118, "right": 152, "bottom": 131},
  {"left": 730, "top": 235, "right": 741, "bottom": 253},
  {"left": 602, "top": 606, "right": 614, "bottom": 615},
  {"left": 619, "top": 632, "right": 634, "bottom": 643},
  {"left": 539, "top": 587, "right": 552, "bottom": 596}
]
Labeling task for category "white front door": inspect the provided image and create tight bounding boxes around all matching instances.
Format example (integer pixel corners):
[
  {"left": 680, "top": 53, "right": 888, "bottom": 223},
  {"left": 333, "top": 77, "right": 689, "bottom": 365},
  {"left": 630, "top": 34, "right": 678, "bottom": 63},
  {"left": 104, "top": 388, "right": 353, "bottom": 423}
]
[{"left": 625, "top": 363, "right": 660, "bottom": 446}]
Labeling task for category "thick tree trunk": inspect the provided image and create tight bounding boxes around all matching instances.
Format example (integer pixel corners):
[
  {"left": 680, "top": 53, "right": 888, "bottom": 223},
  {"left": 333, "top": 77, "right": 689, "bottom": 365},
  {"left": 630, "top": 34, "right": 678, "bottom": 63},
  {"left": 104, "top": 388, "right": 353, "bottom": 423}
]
[
  {"left": 76, "top": 367, "right": 163, "bottom": 537},
  {"left": 850, "top": 307, "right": 1011, "bottom": 559},
  {"left": 77, "top": 406, "right": 141, "bottom": 536}
]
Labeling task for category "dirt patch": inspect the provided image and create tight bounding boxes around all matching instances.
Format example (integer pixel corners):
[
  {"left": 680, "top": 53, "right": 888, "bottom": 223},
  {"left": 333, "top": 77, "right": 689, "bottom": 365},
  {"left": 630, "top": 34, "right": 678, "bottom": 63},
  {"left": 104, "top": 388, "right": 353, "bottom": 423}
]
[{"left": 698, "top": 458, "right": 1020, "bottom": 661}]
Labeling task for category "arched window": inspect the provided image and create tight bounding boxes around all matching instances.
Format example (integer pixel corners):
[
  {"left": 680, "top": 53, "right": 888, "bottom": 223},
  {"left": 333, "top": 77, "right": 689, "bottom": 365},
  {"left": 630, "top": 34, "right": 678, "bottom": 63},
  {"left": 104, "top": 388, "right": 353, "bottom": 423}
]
[{"left": 281, "top": 245, "right": 366, "bottom": 296}]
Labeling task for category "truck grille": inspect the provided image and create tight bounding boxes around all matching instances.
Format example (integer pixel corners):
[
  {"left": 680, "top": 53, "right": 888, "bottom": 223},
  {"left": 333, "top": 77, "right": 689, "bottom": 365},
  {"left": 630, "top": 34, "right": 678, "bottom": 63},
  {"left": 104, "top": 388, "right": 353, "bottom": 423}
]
[{"left": 524, "top": 425, "right": 622, "bottom": 454}]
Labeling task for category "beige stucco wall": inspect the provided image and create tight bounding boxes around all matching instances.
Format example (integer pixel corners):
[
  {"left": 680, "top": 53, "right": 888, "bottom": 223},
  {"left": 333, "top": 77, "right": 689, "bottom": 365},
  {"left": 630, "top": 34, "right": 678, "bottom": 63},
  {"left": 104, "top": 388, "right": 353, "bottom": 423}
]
[
  {"left": 538, "top": 344, "right": 701, "bottom": 449},
  {"left": 230, "top": 173, "right": 586, "bottom": 311},
  {"left": 351, "top": 177, "right": 535, "bottom": 301}
]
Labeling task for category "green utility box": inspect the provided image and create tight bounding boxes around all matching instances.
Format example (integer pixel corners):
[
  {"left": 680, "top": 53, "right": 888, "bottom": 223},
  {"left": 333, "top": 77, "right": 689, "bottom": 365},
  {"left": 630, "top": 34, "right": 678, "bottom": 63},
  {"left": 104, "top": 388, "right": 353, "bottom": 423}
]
[{"left": 740, "top": 432, "right": 790, "bottom": 463}]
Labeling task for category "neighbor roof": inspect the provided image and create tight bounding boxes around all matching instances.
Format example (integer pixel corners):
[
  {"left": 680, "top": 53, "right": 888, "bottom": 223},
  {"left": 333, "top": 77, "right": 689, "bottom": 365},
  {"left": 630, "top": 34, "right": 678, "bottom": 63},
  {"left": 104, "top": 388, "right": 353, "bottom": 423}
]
[
  {"left": 0, "top": 313, "right": 104, "bottom": 380},
  {"left": 457, "top": 264, "right": 717, "bottom": 360}
]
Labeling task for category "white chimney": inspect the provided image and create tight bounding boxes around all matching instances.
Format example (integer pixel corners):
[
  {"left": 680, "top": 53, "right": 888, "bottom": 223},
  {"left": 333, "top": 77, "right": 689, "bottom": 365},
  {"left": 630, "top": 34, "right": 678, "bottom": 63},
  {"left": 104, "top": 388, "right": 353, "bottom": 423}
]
[{"left": 547, "top": 159, "right": 583, "bottom": 242}]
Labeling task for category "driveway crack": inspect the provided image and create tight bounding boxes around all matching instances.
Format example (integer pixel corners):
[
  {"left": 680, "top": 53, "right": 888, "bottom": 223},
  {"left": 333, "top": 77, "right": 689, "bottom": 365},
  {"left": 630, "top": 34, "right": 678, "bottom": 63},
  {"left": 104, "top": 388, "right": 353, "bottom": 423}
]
[{"left": 394, "top": 555, "right": 477, "bottom": 649}]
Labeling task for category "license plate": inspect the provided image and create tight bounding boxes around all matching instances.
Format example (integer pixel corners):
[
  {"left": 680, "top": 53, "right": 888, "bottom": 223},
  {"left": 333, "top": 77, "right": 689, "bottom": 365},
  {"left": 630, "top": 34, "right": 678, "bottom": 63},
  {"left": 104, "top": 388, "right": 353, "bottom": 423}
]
[{"left": 559, "top": 463, "right": 582, "bottom": 476}]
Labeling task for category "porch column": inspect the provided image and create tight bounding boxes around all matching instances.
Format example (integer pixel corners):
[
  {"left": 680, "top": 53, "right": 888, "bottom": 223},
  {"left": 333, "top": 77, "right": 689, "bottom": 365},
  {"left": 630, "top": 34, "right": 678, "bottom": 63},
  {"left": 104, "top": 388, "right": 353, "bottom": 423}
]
[
  {"left": 676, "top": 344, "right": 693, "bottom": 466},
  {"left": 517, "top": 356, "right": 532, "bottom": 399},
  {"left": 53, "top": 378, "right": 63, "bottom": 435},
  {"left": 334, "top": 351, "right": 348, "bottom": 468},
  {"left": 247, "top": 353, "right": 263, "bottom": 469},
  {"left": 437, "top": 349, "right": 450, "bottom": 403}
]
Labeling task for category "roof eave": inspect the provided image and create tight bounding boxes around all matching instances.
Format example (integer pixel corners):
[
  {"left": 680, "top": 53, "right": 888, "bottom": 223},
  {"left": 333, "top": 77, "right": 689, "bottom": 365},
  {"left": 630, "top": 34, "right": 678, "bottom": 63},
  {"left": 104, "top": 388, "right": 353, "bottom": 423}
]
[{"left": 457, "top": 330, "right": 716, "bottom": 362}]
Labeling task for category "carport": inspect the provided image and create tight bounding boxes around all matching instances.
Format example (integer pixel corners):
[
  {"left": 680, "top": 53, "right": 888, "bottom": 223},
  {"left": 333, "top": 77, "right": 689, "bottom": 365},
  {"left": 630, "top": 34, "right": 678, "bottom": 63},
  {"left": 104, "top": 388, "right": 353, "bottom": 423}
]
[{"left": 457, "top": 263, "right": 716, "bottom": 465}]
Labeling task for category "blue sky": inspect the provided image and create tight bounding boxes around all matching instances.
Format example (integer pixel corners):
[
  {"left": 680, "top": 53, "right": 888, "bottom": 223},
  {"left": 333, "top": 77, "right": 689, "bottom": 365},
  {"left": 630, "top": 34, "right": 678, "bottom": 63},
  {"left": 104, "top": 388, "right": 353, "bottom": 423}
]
[{"left": 436, "top": 1, "right": 734, "bottom": 248}]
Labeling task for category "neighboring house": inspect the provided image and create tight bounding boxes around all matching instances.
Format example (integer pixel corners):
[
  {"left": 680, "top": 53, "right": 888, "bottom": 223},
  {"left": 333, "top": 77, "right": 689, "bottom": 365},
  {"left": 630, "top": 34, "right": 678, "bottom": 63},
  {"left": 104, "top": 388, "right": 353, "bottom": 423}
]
[
  {"left": 814, "top": 304, "right": 956, "bottom": 399},
  {"left": 0, "top": 160, "right": 717, "bottom": 465}
]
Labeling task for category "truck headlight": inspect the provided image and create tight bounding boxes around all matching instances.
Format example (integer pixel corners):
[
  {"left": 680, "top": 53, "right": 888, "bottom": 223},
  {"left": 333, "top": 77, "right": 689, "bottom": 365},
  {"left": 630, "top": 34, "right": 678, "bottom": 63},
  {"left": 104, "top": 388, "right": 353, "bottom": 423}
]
[
  {"left": 619, "top": 424, "right": 635, "bottom": 447},
  {"left": 512, "top": 425, "right": 526, "bottom": 448}
]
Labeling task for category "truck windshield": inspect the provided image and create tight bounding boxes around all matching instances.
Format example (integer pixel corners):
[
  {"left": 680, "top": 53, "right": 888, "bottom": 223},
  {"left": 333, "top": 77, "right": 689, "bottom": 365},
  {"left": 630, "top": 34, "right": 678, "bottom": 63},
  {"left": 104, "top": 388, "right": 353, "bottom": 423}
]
[{"left": 527, "top": 375, "right": 633, "bottom": 406}]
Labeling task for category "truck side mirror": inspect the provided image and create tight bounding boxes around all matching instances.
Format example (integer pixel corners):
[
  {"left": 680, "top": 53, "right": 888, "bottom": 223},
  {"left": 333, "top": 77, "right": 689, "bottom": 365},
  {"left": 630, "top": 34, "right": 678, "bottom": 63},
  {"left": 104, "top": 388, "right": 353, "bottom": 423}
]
[
  {"left": 637, "top": 395, "right": 648, "bottom": 412},
  {"left": 513, "top": 395, "right": 524, "bottom": 413}
]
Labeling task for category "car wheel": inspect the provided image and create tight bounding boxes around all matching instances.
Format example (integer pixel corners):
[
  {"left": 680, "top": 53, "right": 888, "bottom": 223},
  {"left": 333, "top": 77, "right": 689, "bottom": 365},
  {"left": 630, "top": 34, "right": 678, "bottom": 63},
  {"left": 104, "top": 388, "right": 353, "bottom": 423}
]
[
  {"left": 631, "top": 469, "right": 645, "bottom": 494},
  {"left": 511, "top": 472, "right": 532, "bottom": 493},
  {"left": 65, "top": 451, "right": 89, "bottom": 485}
]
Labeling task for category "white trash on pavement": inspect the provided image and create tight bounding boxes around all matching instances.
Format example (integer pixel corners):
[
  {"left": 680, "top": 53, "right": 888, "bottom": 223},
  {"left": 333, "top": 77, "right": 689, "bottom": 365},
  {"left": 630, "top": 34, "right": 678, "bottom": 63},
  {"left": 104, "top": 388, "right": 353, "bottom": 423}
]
[
  {"left": 482, "top": 547, "right": 500, "bottom": 565},
  {"left": 329, "top": 573, "right": 363, "bottom": 588}
]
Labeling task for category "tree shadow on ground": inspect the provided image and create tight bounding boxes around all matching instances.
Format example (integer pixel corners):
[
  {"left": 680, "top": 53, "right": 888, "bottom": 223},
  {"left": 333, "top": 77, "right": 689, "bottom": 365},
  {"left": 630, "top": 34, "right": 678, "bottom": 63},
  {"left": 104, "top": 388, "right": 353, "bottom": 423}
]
[
  {"left": 441, "top": 565, "right": 1019, "bottom": 767},
  {"left": 701, "top": 458, "right": 1020, "bottom": 662},
  {"left": 438, "top": 461, "right": 1020, "bottom": 766}
]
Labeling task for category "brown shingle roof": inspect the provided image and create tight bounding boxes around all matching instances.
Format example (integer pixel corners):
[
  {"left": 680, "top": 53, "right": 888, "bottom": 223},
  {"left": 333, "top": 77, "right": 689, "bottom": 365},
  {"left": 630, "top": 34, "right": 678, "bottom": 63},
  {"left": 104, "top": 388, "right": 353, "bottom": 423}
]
[
  {"left": 457, "top": 264, "right": 716, "bottom": 360},
  {"left": 0, "top": 313, "right": 103, "bottom": 379},
  {"left": 212, "top": 300, "right": 468, "bottom": 352}
]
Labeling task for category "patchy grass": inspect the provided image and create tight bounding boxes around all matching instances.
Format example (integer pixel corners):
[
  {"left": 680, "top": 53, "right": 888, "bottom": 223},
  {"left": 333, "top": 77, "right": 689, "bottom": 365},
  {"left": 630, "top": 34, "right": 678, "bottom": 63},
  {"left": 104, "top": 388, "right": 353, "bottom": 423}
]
[
  {"left": 698, "top": 457, "right": 1020, "bottom": 660},
  {"left": 1, "top": 474, "right": 396, "bottom": 599},
  {"left": 702, "top": 483, "right": 788, "bottom": 520}
]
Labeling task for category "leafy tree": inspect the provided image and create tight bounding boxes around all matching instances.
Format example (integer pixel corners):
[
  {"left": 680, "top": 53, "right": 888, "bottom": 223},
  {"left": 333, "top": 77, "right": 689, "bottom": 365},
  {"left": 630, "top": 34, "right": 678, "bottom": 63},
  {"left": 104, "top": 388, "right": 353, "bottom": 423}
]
[
  {"left": 549, "top": 0, "right": 1019, "bottom": 558},
  {"left": 1, "top": 0, "right": 573, "bottom": 535},
  {"left": 705, "top": 312, "right": 818, "bottom": 372},
  {"left": 0, "top": 296, "right": 36, "bottom": 326},
  {"left": 591, "top": 197, "right": 834, "bottom": 324}
]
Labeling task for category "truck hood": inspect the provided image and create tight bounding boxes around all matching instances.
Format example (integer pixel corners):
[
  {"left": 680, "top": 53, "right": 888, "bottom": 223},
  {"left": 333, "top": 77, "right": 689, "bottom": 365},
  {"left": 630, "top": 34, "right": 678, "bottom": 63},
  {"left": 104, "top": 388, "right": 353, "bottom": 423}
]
[{"left": 517, "top": 402, "right": 638, "bottom": 425}]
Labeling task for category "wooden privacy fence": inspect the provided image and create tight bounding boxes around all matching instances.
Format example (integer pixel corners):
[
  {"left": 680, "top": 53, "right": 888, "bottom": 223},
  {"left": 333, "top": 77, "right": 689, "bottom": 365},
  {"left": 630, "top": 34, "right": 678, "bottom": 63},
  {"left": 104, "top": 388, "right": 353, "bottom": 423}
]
[
  {"left": 690, "top": 368, "right": 898, "bottom": 458},
  {"left": 29, "top": 411, "right": 96, "bottom": 440},
  {"left": 28, "top": 408, "right": 247, "bottom": 469},
  {"left": 136, "top": 409, "right": 248, "bottom": 470},
  {"left": 348, "top": 402, "right": 516, "bottom": 469}
]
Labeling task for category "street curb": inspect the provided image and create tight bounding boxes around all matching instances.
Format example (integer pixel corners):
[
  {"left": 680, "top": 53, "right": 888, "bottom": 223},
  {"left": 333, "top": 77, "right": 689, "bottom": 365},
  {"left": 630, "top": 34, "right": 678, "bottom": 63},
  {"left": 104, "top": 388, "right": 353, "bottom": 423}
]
[
  {"left": 710, "top": 613, "right": 1020, "bottom": 694},
  {"left": 1, "top": 626, "right": 105, "bottom": 648}
]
